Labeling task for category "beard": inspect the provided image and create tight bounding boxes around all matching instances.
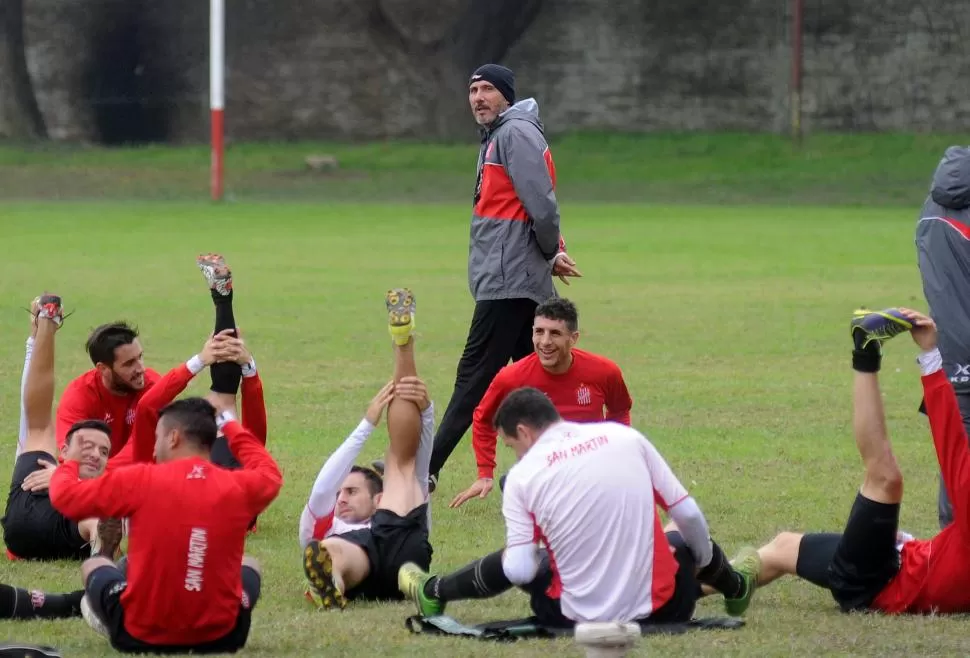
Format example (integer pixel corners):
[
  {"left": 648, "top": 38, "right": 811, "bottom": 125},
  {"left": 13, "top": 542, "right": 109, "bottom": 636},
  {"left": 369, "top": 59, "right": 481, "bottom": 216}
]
[{"left": 107, "top": 369, "right": 141, "bottom": 394}]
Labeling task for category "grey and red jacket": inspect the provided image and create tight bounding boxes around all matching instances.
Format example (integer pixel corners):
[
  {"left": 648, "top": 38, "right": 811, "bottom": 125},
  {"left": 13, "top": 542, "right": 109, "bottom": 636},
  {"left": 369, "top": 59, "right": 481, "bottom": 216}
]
[
  {"left": 916, "top": 146, "right": 970, "bottom": 392},
  {"left": 469, "top": 98, "right": 567, "bottom": 304}
]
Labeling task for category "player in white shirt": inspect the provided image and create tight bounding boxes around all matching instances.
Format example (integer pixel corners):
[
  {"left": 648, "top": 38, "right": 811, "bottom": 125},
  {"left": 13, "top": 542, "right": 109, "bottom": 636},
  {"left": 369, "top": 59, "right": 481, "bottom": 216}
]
[
  {"left": 302, "top": 288, "right": 436, "bottom": 610},
  {"left": 399, "top": 387, "right": 762, "bottom": 626}
]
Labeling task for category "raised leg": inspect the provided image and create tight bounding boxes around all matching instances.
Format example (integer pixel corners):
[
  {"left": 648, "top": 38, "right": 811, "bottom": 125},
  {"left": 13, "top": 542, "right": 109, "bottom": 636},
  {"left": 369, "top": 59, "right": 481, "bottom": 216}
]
[
  {"left": 382, "top": 288, "right": 424, "bottom": 517},
  {"left": 22, "top": 296, "right": 62, "bottom": 457}
]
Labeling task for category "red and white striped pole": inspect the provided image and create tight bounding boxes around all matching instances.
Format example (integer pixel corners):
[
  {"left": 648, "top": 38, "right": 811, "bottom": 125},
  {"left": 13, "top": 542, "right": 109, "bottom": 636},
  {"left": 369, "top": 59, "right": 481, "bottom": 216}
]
[{"left": 210, "top": 0, "right": 225, "bottom": 201}]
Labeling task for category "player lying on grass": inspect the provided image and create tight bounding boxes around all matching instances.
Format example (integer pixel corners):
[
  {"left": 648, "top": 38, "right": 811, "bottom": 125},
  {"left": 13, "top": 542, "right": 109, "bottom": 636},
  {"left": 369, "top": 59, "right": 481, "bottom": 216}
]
[
  {"left": 706, "top": 528, "right": 914, "bottom": 596},
  {"left": 447, "top": 297, "right": 634, "bottom": 508},
  {"left": 399, "top": 387, "right": 760, "bottom": 627},
  {"left": 710, "top": 307, "right": 970, "bottom": 615},
  {"left": 49, "top": 395, "right": 282, "bottom": 654},
  {"left": 302, "top": 288, "right": 436, "bottom": 609},
  {"left": 1, "top": 295, "right": 116, "bottom": 561}
]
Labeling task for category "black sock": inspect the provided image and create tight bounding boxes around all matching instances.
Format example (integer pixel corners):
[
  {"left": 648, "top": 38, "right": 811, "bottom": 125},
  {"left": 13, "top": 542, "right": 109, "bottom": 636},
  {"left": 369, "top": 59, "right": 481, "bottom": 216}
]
[
  {"left": 423, "top": 550, "right": 512, "bottom": 602},
  {"left": 210, "top": 291, "right": 241, "bottom": 395},
  {"left": 0, "top": 585, "right": 83, "bottom": 619},
  {"left": 852, "top": 341, "right": 882, "bottom": 372},
  {"left": 695, "top": 542, "right": 745, "bottom": 599}
]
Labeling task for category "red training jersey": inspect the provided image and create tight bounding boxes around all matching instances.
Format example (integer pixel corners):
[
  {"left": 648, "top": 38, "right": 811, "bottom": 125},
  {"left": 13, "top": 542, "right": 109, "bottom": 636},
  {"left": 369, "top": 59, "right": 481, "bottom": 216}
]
[
  {"left": 109, "top": 363, "right": 268, "bottom": 470},
  {"left": 871, "top": 369, "right": 970, "bottom": 614},
  {"left": 49, "top": 420, "right": 282, "bottom": 646},
  {"left": 55, "top": 367, "right": 162, "bottom": 456},
  {"left": 473, "top": 349, "right": 633, "bottom": 479}
]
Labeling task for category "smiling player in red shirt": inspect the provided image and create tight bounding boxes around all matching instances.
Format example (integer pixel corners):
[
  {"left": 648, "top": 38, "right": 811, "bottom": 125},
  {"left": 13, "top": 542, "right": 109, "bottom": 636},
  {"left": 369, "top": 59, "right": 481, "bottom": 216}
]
[
  {"left": 49, "top": 396, "right": 282, "bottom": 653},
  {"left": 449, "top": 298, "right": 633, "bottom": 508},
  {"left": 55, "top": 322, "right": 161, "bottom": 457}
]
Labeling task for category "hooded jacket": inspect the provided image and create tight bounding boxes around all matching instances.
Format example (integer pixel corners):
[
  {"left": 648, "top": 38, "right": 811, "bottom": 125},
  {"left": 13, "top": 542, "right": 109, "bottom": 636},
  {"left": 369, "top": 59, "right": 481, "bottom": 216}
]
[
  {"left": 916, "top": 146, "right": 970, "bottom": 391},
  {"left": 469, "top": 98, "right": 566, "bottom": 305}
]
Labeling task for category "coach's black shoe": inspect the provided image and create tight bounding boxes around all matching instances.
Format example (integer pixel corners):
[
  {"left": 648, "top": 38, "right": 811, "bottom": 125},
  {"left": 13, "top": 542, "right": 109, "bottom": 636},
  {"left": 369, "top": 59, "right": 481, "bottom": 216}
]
[
  {"left": 370, "top": 460, "right": 385, "bottom": 476},
  {"left": 303, "top": 542, "right": 347, "bottom": 611},
  {"left": 0, "top": 643, "right": 63, "bottom": 658}
]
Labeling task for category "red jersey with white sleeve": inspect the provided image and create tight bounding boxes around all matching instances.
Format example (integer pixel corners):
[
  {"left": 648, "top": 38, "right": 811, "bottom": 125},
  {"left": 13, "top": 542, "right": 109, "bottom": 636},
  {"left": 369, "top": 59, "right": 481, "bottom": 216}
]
[
  {"left": 48, "top": 417, "right": 282, "bottom": 646},
  {"left": 55, "top": 367, "right": 162, "bottom": 456},
  {"left": 502, "top": 420, "right": 687, "bottom": 623},
  {"left": 473, "top": 349, "right": 633, "bottom": 479},
  {"left": 299, "top": 403, "right": 436, "bottom": 549},
  {"left": 870, "top": 348, "right": 970, "bottom": 614}
]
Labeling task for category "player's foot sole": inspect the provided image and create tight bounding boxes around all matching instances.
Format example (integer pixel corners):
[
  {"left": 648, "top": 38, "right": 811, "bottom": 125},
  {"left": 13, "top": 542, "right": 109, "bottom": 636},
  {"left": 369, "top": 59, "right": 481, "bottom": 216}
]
[
  {"left": 386, "top": 288, "right": 415, "bottom": 346},
  {"left": 851, "top": 308, "right": 912, "bottom": 351},
  {"left": 303, "top": 542, "right": 347, "bottom": 610},
  {"left": 93, "top": 518, "right": 124, "bottom": 560},
  {"left": 725, "top": 546, "right": 761, "bottom": 617},
  {"left": 34, "top": 294, "right": 65, "bottom": 328},
  {"left": 197, "top": 253, "right": 233, "bottom": 297},
  {"left": 398, "top": 562, "right": 444, "bottom": 616}
]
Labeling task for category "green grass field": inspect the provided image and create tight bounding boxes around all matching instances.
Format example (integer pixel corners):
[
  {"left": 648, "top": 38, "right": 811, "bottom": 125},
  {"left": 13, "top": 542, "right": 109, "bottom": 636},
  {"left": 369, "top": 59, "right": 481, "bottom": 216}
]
[{"left": 0, "top": 134, "right": 966, "bottom": 656}]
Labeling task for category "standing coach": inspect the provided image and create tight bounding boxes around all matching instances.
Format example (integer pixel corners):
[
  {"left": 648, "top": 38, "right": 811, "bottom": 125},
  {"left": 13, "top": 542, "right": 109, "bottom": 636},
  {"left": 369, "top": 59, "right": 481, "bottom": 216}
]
[
  {"left": 916, "top": 145, "right": 970, "bottom": 529},
  {"left": 427, "top": 63, "right": 581, "bottom": 489}
]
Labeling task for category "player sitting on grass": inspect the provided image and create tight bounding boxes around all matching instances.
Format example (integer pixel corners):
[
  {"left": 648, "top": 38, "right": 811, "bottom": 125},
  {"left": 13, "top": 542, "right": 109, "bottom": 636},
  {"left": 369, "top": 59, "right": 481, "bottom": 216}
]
[
  {"left": 302, "top": 288, "right": 435, "bottom": 609},
  {"left": 49, "top": 394, "right": 282, "bottom": 654},
  {"left": 714, "top": 307, "right": 970, "bottom": 615},
  {"left": 399, "top": 387, "right": 760, "bottom": 627},
  {"left": 448, "top": 297, "right": 634, "bottom": 508},
  {"left": 1, "top": 295, "right": 116, "bottom": 561}
]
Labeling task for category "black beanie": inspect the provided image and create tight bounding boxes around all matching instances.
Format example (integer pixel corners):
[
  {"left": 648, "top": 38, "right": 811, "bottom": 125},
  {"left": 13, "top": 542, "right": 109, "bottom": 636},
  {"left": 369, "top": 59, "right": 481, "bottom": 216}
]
[{"left": 469, "top": 64, "right": 515, "bottom": 105}]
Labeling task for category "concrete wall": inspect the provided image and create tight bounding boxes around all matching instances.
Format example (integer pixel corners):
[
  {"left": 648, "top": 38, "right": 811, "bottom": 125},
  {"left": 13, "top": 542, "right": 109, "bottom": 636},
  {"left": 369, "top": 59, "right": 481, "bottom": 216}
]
[{"left": 3, "top": 0, "right": 968, "bottom": 142}]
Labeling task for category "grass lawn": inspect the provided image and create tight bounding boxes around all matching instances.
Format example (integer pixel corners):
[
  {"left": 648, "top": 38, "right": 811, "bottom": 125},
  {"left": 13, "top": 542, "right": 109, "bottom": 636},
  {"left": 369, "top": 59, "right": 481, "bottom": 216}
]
[{"left": 0, "top": 133, "right": 963, "bottom": 655}]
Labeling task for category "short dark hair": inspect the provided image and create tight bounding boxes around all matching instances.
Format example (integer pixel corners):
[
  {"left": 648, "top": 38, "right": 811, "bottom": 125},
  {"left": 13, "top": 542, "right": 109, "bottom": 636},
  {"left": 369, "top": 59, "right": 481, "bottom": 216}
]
[
  {"left": 157, "top": 398, "right": 218, "bottom": 450},
  {"left": 86, "top": 322, "right": 140, "bottom": 366},
  {"left": 535, "top": 298, "right": 578, "bottom": 333},
  {"left": 493, "top": 387, "right": 562, "bottom": 437},
  {"left": 65, "top": 419, "right": 111, "bottom": 445},
  {"left": 350, "top": 466, "right": 383, "bottom": 496}
]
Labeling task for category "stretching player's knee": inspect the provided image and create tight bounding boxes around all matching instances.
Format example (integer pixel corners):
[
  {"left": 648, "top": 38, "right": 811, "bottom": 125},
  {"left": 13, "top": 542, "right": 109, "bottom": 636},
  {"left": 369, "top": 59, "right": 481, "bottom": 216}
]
[
  {"left": 769, "top": 532, "right": 802, "bottom": 552},
  {"left": 242, "top": 555, "right": 261, "bottom": 574},
  {"left": 81, "top": 556, "right": 114, "bottom": 585},
  {"left": 867, "top": 464, "right": 903, "bottom": 499}
]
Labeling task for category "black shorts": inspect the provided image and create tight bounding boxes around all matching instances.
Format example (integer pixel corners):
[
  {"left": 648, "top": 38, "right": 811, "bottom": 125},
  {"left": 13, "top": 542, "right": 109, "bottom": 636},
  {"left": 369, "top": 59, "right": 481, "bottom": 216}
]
[
  {"left": 339, "top": 503, "right": 433, "bottom": 602},
  {"left": 211, "top": 436, "right": 242, "bottom": 470},
  {"left": 86, "top": 564, "right": 261, "bottom": 654},
  {"left": 1, "top": 451, "right": 87, "bottom": 560},
  {"left": 795, "top": 532, "right": 842, "bottom": 589},
  {"left": 828, "top": 493, "right": 901, "bottom": 612},
  {"left": 527, "top": 530, "right": 699, "bottom": 628}
]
